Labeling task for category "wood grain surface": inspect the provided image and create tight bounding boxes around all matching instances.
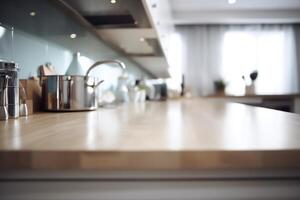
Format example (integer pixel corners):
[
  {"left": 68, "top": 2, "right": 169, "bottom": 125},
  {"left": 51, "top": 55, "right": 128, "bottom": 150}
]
[{"left": 1, "top": 99, "right": 300, "bottom": 170}]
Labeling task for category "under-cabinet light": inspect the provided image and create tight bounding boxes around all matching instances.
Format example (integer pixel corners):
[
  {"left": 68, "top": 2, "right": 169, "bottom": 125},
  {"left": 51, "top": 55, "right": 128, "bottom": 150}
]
[
  {"left": 228, "top": 0, "right": 237, "bottom": 4},
  {"left": 70, "top": 33, "right": 77, "bottom": 39},
  {"left": 30, "top": 12, "right": 36, "bottom": 16}
]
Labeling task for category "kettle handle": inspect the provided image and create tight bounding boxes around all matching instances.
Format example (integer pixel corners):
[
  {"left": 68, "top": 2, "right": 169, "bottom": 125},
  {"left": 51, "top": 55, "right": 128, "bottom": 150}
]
[{"left": 84, "top": 60, "right": 126, "bottom": 88}]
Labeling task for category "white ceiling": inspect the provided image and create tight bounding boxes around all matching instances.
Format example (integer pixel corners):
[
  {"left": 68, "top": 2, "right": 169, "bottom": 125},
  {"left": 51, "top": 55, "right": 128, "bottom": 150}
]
[
  {"left": 170, "top": 0, "right": 300, "bottom": 24},
  {"left": 171, "top": 0, "right": 300, "bottom": 11}
]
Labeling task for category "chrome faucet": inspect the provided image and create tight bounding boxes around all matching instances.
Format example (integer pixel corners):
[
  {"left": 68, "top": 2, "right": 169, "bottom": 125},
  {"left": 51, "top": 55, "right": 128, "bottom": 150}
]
[{"left": 85, "top": 60, "right": 126, "bottom": 88}]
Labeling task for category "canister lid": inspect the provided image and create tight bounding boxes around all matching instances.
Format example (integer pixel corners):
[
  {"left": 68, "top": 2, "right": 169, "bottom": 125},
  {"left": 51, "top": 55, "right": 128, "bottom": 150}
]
[{"left": 0, "top": 60, "right": 19, "bottom": 71}]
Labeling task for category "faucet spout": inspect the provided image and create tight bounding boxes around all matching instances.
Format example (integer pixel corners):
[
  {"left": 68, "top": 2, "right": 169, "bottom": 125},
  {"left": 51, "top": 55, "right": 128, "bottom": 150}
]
[
  {"left": 85, "top": 60, "right": 125, "bottom": 78},
  {"left": 85, "top": 60, "right": 126, "bottom": 87}
]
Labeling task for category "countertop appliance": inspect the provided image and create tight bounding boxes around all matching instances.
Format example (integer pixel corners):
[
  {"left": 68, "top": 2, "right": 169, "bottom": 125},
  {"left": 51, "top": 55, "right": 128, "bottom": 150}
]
[
  {"left": 0, "top": 60, "right": 19, "bottom": 119},
  {"left": 41, "top": 60, "right": 125, "bottom": 111}
]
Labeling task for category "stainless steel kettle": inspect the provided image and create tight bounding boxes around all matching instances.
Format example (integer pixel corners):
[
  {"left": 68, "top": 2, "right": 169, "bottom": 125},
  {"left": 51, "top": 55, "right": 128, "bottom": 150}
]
[
  {"left": 0, "top": 60, "right": 19, "bottom": 119},
  {"left": 41, "top": 60, "right": 125, "bottom": 111}
]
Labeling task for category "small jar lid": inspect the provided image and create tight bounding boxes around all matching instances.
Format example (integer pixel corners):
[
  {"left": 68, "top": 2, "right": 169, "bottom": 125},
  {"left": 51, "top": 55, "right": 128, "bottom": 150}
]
[{"left": 0, "top": 60, "right": 19, "bottom": 71}]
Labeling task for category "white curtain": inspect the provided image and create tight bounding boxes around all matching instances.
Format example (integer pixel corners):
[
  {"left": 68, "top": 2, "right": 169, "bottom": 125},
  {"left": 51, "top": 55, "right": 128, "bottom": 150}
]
[
  {"left": 178, "top": 25, "right": 226, "bottom": 96},
  {"left": 177, "top": 24, "right": 299, "bottom": 96}
]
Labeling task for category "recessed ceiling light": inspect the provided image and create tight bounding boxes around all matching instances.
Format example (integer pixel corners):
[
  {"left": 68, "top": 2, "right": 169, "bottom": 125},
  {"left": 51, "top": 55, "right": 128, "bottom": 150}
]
[
  {"left": 228, "top": 0, "right": 237, "bottom": 4},
  {"left": 139, "top": 37, "right": 145, "bottom": 42},
  {"left": 30, "top": 11, "right": 36, "bottom": 16},
  {"left": 70, "top": 33, "right": 77, "bottom": 39},
  {"left": 110, "top": 0, "right": 117, "bottom": 4}
]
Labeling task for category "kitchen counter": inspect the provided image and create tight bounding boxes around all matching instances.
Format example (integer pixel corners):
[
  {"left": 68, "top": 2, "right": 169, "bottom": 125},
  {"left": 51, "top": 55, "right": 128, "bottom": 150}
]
[
  {"left": 206, "top": 94, "right": 300, "bottom": 114},
  {"left": 1, "top": 99, "right": 300, "bottom": 170},
  {"left": 206, "top": 94, "right": 300, "bottom": 98}
]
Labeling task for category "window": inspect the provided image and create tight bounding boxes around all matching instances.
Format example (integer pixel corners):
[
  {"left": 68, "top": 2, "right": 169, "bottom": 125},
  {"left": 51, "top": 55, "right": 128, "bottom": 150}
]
[{"left": 221, "top": 28, "right": 296, "bottom": 95}]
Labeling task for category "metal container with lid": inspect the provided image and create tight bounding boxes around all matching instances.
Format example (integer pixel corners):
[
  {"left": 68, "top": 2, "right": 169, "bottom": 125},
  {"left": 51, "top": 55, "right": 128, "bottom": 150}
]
[
  {"left": 41, "top": 60, "right": 125, "bottom": 111},
  {"left": 0, "top": 60, "right": 19, "bottom": 118},
  {"left": 0, "top": 74, "right": 9, "bottom": 120}
]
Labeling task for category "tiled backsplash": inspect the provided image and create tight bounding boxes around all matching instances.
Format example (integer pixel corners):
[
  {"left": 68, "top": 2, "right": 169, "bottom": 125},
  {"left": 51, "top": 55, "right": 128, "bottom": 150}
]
[{"left": 0, "top": 0, "right": 152, "bottom": 89}]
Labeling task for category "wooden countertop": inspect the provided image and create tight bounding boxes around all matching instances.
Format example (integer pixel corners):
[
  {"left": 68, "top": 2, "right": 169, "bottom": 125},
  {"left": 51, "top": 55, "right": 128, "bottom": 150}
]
[
  {"left": 206, "top": 94, "right": 300, "bottom": 99},
  {"left": 1, "top": 99, "right": 300, "bottom": 170}
]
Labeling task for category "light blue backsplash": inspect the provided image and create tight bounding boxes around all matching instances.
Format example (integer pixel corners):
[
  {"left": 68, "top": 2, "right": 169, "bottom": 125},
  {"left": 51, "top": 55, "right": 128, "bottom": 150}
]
[
  {"left": 0, "top": 0, "right": 152, "bottom": 90},
  {"left": 0, "top": 25, "right": 73, "bottom": 77}
]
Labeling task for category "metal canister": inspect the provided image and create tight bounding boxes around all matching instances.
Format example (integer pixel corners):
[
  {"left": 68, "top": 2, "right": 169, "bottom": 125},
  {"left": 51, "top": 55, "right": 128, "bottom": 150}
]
[
  {"left": 0, "top": 60, "right": 19, "bottom": 118},
  {"left": 0, "top": 74, "right": 9, "bottom": 121}
]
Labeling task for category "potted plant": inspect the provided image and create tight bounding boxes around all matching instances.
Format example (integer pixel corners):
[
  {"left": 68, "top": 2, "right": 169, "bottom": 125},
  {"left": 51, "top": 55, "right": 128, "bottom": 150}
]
[{"left": 214, "top": 79, "right": 226, "bottom": 96}]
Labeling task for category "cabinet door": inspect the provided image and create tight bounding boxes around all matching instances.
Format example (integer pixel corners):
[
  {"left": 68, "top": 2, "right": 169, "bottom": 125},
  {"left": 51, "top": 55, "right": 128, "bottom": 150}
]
[{"left": 1, "top": 180, "right": 300, "bottom": 200}]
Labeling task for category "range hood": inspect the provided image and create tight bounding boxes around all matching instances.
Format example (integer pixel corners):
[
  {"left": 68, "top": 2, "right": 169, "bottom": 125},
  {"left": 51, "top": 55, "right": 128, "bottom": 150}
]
[
  {"left": 61, "top": 0, "right": 170, "bottom": 78},
  {"left": 63, "top": 0, "right": 151, "bottom": 28},
  {"left": 84, "top": 14, "right": 136, "bottom": 28}
]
